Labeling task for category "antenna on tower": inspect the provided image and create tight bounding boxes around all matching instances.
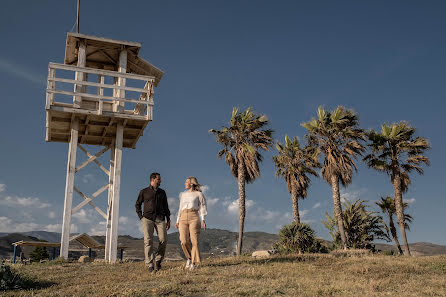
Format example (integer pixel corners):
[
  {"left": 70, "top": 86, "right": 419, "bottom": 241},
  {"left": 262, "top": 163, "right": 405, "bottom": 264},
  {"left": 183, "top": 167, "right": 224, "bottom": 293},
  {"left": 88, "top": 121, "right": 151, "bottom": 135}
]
[{"left": 76, "top": 0, "right": 80, "bottom": 33}]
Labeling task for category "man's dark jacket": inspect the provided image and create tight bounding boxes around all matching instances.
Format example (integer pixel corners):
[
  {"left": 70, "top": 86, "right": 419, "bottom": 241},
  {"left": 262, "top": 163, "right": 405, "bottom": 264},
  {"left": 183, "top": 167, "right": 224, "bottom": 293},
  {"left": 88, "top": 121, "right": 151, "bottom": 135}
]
[{"left": 135, "top": 186, "right": 170, "bottom": 221}]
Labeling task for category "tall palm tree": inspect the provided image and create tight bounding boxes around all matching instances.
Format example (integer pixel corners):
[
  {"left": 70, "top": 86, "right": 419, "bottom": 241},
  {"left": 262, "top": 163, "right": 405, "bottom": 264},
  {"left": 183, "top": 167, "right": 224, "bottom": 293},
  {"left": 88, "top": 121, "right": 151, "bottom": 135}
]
[
  {"left": 376, "top": 196, "right": 413, "bottom": 255},
  {"left": 210, "top": 107, "right": 273, "bottom": 256},
  {"left": 273, "top": 135, "right": 319, "bottom": 223},
  {"left": 302, "top": 106, "right": 365, "bottom": 250},
  {"left": 364, "top": 122, "right": 429, "bottom": 256}
]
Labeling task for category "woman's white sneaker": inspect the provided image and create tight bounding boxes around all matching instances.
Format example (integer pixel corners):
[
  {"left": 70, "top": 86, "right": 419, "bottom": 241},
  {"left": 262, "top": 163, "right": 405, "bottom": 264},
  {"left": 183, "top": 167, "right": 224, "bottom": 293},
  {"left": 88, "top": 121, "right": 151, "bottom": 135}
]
[
  {"left": 189, "top": 264, "right": 195, "bottom": 271},
  {"left": 185, "top": 259, "right": 191, "bottom": 269}
]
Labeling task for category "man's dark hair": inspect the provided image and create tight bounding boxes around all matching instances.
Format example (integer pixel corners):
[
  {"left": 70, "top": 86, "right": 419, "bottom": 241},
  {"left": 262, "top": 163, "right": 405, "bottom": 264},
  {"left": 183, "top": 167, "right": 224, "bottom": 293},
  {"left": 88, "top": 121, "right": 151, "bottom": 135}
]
[{"left": 150, "top": 172, "right": 160, "bottom": 181}]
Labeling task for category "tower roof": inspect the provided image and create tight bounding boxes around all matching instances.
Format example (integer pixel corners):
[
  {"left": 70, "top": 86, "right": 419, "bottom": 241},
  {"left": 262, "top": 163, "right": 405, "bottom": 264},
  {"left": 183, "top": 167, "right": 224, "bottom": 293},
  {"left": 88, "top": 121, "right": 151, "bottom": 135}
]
[{"left": 64, "top": 32, "right": 164, "bottom": 86}]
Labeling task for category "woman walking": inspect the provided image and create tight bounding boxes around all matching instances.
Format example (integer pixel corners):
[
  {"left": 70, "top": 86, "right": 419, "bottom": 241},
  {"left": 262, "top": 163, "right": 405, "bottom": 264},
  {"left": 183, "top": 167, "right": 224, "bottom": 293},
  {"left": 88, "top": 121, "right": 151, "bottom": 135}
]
[{"left": 175, "top": 176, "right": 207, "bottom": 270}]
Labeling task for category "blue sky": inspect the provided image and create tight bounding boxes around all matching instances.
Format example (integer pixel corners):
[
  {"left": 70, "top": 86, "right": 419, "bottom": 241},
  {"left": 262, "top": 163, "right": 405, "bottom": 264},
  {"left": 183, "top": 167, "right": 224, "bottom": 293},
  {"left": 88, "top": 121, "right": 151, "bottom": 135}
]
[{"left": 0, "top": 1, "right": 445, "bottom": 244}]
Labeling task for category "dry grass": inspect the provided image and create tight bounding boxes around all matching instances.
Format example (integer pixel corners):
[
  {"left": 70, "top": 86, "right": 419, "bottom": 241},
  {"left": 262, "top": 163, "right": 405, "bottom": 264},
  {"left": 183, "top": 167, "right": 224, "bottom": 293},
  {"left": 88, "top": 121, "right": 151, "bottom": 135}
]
[{"left": 2, "top": 254, "right": 445, "bottom": 296}]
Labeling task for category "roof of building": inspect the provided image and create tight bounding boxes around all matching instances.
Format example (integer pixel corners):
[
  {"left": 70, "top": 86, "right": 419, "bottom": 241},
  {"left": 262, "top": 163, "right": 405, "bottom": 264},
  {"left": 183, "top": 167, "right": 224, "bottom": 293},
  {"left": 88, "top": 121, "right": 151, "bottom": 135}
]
[{"left": 64, "top": 32, "right": 164, "bottom": 86}]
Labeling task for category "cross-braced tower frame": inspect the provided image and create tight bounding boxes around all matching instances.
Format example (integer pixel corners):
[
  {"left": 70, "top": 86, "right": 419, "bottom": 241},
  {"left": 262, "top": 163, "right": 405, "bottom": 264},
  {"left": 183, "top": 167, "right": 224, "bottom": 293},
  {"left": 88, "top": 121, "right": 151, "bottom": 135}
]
[{"left": 45, "top": 33, "right": 163, "bottom": 262}]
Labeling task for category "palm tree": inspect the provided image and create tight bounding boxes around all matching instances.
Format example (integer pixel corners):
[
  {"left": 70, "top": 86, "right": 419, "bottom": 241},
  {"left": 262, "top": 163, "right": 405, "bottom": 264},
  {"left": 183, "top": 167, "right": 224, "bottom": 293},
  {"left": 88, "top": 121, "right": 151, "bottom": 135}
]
[
  {"left": 323, "top": 199, "right": 390, "bottom": 250},
  {"left": 364, "top": 122, "right": 429, "bottom": 256},
  {"left": 210, "top": 107, "right": 273, "bottom": 256},
  {"left": 302, "top": 106, "right": 365, "bottom": 250},
  {"left": 376, "top": 196, "right": 413, "bottom": 255},
  {"left": 273, "top": 135, "right": 319, "bottom": 223}
]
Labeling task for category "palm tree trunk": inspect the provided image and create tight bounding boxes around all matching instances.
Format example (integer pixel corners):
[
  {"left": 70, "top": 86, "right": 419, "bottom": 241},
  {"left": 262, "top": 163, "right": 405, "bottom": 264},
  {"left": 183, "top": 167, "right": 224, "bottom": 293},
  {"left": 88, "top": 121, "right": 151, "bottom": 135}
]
[
  {"left": 291, "top": 184, "right": 300, "bottom": 224},
  {"left": 393, "top": 173, "right": 411, "bottom": 256},
  {"left": 236, "top": 165, "right": 246, "bottom": 257},
  {"left": 389, "top": 215, "right": 403, "bottom": 255},
  {"left": 331, "top": 175, "right": 348, "bottom": 250}
]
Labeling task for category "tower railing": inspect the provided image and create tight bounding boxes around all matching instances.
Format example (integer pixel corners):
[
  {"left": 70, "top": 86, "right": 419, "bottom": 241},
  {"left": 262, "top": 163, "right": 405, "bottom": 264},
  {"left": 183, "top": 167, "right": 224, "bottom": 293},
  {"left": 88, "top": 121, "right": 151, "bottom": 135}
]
[{"left": 46, "top": 62, "right": 155, "bottom": 120}]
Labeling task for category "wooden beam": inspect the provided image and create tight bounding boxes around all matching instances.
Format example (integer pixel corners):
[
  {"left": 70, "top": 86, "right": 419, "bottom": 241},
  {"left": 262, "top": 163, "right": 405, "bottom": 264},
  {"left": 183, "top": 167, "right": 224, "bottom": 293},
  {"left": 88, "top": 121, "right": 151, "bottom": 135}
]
[
  {"left": 78, "top": 144, "right": 110, "bottom": 176},
  {"left": 75, "top": 145, "right": 110, "bottom": 173},
  {"left": 108, "top": 122, "right": 123, "bottom": 263},
  {"left": 49, "top": 77, "right": 150, "bottom": 93},
  {"left": 99, "top": 49, "right": 117, "bottom": 64},
  {"left": 114, "top": 49, "right": 127, "bottom": 113},
  {"left": 105, "top": 141, "right": 115, "bottom": 261},
  {"left": 73, "top": 186, "right": 107, "bottom": 219},
  {"left": 73, "top": 40, "right": 86, "bottom": 108},
  {"left": 49, "top": 62, "right": 155, "bottom": 82},
  {"left": 60, "top": 118, "right": 79, "bottom": 259},
  {"left": 72, "top": 184, "right": 109, "bottom": 215}
]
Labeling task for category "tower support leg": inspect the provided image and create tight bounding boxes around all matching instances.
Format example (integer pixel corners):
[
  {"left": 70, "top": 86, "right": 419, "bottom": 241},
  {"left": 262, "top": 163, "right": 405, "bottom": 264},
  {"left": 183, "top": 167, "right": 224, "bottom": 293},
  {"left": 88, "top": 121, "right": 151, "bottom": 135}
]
[
  {"left": 107, "top": 123, "right": 123, "bottom": 263},
  {"left": 105, "top": 142, "right": 115, "bottom": 261},
  {"left": 60, "top": 118, "right": 79, "bottom": 259}
]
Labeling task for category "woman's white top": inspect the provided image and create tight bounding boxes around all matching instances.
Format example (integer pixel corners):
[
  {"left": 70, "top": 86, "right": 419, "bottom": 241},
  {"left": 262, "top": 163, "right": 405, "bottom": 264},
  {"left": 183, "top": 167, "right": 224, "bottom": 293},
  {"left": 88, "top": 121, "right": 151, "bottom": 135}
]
[{"left": 176, "top": 190, "right": 207, "bottom": 223}]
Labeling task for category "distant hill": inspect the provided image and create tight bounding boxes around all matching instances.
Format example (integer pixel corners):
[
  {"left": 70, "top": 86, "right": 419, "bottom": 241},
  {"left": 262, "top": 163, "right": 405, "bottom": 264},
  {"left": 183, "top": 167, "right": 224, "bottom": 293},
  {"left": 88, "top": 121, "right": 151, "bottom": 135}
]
[{"left": 1, "top": 229, "right": 445, "bottom": 260}]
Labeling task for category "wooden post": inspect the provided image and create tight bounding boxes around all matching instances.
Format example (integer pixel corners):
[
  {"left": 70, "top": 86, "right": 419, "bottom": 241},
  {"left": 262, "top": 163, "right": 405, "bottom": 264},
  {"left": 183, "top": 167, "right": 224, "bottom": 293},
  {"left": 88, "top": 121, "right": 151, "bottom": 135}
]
[
  {"left": 13, "top": 245, "right": 17, "bottom": 264},
  {"left": 105, "top": 141, "right": 115, "bottom": 261},
  {"left": 97, "top": 75, "right": 104, "bottom": 115},
  {"left": 74, "top": 40, "right": 86, "bottom": 108},
  {"left": 114, "top": 49, "right": 127, "bottom": 113},
  {"left": 60, "top": 118, "right": 79, "bottom": 259},
  {"left": 108, "top": 123, "right": 123, "bottom": 263}
]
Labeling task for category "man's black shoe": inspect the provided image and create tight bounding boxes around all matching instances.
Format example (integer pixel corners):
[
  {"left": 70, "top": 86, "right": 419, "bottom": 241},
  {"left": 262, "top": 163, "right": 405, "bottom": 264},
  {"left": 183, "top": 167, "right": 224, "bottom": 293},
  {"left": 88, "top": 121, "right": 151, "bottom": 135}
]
[
  {"left": 155, "top": 261, "right": 162, "bottom": 271},
  {"left": 147, "top": 266, "right": 154, "bottom": 272}
]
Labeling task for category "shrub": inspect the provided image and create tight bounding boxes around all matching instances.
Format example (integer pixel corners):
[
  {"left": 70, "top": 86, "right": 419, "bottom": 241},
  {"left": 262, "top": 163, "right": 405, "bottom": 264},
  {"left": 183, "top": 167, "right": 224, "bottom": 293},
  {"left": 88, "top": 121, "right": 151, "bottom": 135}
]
[
  {"left": 29, "top": 246, "right": 49, "bottom": 263},
  {"left": 0, "top": 262, "right": 24, "bottom": 291},
  {"left": 274, "top": 222, "right": 316, "bottom": 254},
  {"left": 323, "top": 199, "right": 390, "bottom": 250}
]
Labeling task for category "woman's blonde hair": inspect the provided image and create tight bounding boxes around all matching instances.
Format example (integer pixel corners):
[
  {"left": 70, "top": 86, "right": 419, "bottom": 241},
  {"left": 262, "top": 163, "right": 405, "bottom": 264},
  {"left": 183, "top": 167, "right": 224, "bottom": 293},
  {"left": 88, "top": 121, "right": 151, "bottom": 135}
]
[{"left": 188, "top": 176, "right": 201, "bottom": 192}]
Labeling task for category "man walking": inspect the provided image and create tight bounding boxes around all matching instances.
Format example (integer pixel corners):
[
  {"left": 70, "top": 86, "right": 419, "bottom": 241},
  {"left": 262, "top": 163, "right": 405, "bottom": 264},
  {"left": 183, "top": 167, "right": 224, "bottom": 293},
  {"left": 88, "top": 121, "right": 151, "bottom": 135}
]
[{"left": 135, "top": 172, "right": 171, "bottom": 272}]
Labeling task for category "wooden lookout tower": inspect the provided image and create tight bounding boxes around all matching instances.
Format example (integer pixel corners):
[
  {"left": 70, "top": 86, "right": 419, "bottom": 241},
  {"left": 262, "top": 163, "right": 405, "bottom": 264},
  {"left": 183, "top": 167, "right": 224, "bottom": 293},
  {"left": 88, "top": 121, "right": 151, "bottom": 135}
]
[{"left": 45, "top": 32, "right": 163, "bottom": 262}]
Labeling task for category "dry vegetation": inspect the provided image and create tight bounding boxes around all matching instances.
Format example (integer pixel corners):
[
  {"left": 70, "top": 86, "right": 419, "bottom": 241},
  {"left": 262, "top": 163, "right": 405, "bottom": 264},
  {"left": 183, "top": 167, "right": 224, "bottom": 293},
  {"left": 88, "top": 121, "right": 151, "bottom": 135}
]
[{"left": 2, "top": 254, "right": 445, "bottom": 297}]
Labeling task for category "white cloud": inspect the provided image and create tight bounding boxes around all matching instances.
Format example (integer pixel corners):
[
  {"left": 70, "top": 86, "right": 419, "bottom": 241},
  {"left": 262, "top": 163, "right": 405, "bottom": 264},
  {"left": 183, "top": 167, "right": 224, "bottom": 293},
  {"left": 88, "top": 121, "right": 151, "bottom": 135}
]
[
  {"left": 0, "top": 184, "right": 5, "bottom": 193},
  {"left": 89, "top": 222, "right": 106, "bottom": 236},
  {"left": 72, "top": 209, "right": 93, "bottom": 224},
  {"left": 227, "top": 199, "right": 255, "bottom": 215},
  {"left": 201, "top": 185, "right": 210, "bottom": 193},
  {"left": 43, "top": 224, "right": 61, "bottom": 233},
  {"left": 340, "top": 188, "right": 364, "bottom": 203},
  {"left": 299, "top": 209, "right": 309, "bottom": 217},
  {"left": 207, "top": 198, "right": 219, "bottom": 207},
  {"left": 82, "top": 173, "right": 95, "bottom": 184},
  {"left": 119, "top": 216, "right": 128, "bottom": 224},
  {"left": 48, "top": 211, "right": 56, "bottom": 219},
  {"left": 0, "top": 58, "right": 46, "bottom": 85},
  {"left": 0, "top": 196, "right": 51, "bottom": 208},
  {"left": 312, "top": 202, "right": 321, "bottom": 209},
  {"left": 405, "top": 198, "right": 416, "bottom": 204}
]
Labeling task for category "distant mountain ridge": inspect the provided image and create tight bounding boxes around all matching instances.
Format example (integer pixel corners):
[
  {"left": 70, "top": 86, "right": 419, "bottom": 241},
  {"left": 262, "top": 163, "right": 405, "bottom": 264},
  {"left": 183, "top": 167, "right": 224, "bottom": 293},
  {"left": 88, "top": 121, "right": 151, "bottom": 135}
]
[{"left": 1, "top": 229, "right": 445, "bottom": 260}]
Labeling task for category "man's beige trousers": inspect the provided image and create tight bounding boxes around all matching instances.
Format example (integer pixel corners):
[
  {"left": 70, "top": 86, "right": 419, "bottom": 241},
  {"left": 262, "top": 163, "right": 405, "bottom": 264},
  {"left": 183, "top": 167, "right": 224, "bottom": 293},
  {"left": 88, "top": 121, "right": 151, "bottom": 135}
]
[
  {"left": 179, "top": 209, "right": 201, "bottom": 264},
  {"left": 141, "top": 217, "right": 167, "bottom": 267}
]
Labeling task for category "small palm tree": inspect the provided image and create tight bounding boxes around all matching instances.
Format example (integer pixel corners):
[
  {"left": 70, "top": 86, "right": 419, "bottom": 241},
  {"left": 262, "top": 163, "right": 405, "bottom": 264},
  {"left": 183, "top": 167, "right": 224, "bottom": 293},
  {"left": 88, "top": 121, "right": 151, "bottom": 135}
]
[
  {"left": 210, "top": 107, "right": 273, "bottom": 256},
  {"left": 273, "top": 135, "right": 319, "bottom": 223},
  {"left": 302, "top": 106, "right": 365, "bottom": 250},
  {"left": 376, "top": 196, "right": 413, "bottom": 255},
  {"left": 323, "top": 199, "right": 390, "bottom": 250},
  {"left": 364, "top": 122, "right": 429, "bottom": 255}
]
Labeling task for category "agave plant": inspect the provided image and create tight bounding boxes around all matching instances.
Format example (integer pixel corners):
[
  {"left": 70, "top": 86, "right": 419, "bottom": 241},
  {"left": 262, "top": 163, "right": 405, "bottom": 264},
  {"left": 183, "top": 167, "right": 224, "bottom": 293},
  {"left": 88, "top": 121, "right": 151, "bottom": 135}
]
[{"left": 275, "top": 222, "right": 316, "bottom": 254}]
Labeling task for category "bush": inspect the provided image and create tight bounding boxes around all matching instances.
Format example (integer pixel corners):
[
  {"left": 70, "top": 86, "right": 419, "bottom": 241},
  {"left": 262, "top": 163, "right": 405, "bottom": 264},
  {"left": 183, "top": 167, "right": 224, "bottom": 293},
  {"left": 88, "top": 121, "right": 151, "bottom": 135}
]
[
  {"left": 29, "top": 246, "right": 49, "bottom": 263},
  {"left": 274, "top": 222, "right": 317, "bottom": 254},
  {"left": 0, "top": 262, "right": 24, "bottom": 291},
  {"left": 323, "top": 199, "right": 390, "bottom": 250}
]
